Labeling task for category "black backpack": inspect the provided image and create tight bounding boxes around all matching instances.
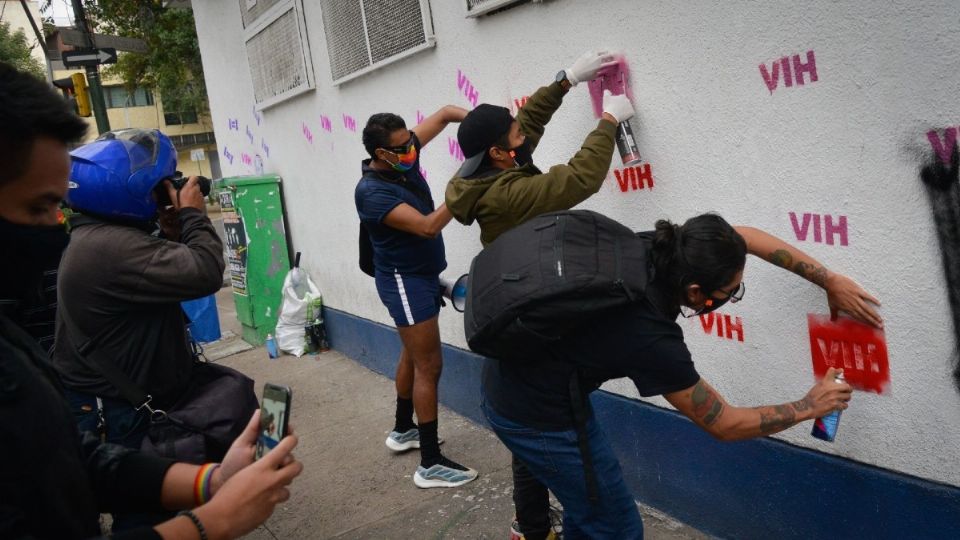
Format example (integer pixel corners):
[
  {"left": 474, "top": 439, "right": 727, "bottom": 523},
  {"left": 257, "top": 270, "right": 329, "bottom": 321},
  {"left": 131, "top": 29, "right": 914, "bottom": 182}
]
[{"left": 464, "top": 210, "right": 653, "bottom": 362}]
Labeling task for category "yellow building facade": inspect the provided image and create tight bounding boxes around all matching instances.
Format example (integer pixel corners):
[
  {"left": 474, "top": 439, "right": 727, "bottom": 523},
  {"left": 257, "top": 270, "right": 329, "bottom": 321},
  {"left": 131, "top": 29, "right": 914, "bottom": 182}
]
[{"left": 52, "top": 67, "right": 221, "bottom": 179}]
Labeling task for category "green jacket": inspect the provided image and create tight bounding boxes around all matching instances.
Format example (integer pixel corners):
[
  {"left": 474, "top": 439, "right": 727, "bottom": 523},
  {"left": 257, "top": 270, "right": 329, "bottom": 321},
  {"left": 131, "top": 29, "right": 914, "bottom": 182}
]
[{"left": 445, "top": 81, "right": 617, "bottom": 246}]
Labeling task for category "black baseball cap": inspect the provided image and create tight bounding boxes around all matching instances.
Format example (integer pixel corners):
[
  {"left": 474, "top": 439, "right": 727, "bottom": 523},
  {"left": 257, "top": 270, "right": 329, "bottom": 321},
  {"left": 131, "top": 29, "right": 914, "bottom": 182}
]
[{"left": 457, "top": 104, "right": 514, "bottom": 177}]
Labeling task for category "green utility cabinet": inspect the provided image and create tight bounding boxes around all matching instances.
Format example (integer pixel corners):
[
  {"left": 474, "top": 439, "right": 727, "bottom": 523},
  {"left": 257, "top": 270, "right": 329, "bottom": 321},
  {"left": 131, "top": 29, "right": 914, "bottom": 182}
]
[{"left": 217, "top": 175, "right": 291, "bottom": 345}]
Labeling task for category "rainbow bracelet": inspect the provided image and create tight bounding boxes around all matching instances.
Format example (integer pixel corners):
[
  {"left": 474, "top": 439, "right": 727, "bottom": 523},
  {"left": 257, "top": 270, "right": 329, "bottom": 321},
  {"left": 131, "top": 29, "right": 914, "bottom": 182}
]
[{"left": 193, "top": 463, "right": 219, "bottom": 506}]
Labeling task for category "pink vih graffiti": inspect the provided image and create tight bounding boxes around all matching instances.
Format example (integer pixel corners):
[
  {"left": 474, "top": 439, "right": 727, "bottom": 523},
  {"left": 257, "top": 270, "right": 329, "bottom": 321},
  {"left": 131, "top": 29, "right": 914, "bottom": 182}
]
[
  {"left": 343, "top": 114, "right": 357, "bottom": 132},
  {"left": 789, "top": 212, "right": 848, "bottom": 246},
  {"left": 927, "top": 127, "right": 958, "bottom": 165},
  {"left": 457, "top": 69, "right": 479, "bottom": 108},
  {"left": 759, "top": 50, "right": 818, "bottom": 94},
  {"left": 301, "top": 122, "right": 313, "bottom": 144},
  {"left": 448, "top": 137, "right": 465, "bottom": 162}
]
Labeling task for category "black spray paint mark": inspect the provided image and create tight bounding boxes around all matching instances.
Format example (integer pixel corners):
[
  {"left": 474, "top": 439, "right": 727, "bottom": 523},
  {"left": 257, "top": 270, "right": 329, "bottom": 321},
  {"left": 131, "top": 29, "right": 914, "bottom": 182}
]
[{"left": 920, "top": 141, "right": 960, "bottom": 391}]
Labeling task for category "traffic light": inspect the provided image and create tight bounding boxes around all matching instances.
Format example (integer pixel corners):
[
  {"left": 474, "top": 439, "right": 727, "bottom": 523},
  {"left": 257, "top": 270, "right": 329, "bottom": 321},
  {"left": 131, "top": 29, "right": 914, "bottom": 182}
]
[
  {"left": 51, "top": 74, "right": 92, "bottom": 118},
  {"left": 71, "top": 73, "right": 92, "bottom": 117}
]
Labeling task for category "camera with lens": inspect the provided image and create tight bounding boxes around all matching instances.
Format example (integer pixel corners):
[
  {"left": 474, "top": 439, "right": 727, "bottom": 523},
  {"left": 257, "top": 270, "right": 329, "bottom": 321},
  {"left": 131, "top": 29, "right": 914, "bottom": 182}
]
[{"left": 168, "top": 172, "right": 212, "bottom": 196}]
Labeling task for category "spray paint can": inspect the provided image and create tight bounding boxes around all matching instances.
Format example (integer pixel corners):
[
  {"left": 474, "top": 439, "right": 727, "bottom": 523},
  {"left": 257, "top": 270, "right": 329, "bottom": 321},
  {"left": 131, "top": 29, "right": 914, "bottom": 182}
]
[
  {"left": 615, "top": 120, "right": 642, "bottom": 166},
  {"left": 265, "top": 333, "right": 280, "bottom": 359},
  {"left": 613, "top": 72, "right": 641, "bottom": 167},
  {"left": 811, "top": 371, "right": 845, "bottom": 442}
]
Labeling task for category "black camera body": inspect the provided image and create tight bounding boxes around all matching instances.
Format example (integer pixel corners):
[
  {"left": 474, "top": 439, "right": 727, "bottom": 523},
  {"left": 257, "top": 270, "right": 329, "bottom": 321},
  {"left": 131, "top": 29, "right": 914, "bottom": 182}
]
[{"left": 169, "top": 173, "right": 212, "bottom": 196}]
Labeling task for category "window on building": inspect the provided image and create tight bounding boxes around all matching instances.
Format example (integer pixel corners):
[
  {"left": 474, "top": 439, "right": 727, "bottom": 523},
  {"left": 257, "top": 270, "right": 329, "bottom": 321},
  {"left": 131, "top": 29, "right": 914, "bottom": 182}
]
[
  {"left": 465, "top": 0, "right": 529, "bottom": 18},
  {"left": 163, "top": 110, "right": 199, "bottom": 125},
  {"left": 319, "top": 0, "right": 436, "bottom": 85},
  {"left": 103, "top": 85, "right": 154, "bottom": 108},
  {"left": 242, "top": 0, "right": 315, "bottom": 110}
]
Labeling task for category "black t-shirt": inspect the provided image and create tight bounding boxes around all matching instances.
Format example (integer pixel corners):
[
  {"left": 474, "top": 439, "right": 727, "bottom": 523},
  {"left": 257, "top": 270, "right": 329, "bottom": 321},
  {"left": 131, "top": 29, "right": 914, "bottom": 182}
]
[{"left": 482, "top": 282, "right": 700, "bottom": 431}]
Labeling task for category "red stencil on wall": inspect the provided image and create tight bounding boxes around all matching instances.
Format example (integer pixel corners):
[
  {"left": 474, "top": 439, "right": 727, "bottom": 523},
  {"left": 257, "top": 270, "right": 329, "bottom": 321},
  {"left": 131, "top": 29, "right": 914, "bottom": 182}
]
[{"left": 807, "top": 314, "right": 890, "bottom": 394}]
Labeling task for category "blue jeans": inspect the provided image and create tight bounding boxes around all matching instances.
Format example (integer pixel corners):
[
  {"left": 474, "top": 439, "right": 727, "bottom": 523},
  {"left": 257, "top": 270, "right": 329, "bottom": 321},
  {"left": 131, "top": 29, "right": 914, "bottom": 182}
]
[
  {"left": 482, "top": 400, "right": 643, "bottom": 540},
  {"left": 65, "top": 390, "right": 171, "bottom": 531},
  {"left": 65, "top": 390, "right": 150, "bottom": 448}
]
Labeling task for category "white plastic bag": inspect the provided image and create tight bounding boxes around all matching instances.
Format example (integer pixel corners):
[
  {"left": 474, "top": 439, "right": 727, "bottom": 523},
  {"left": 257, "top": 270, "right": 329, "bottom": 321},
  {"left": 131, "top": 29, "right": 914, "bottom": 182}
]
[{"left": 275, "top": 266, "right": 322, "bottom": 357}]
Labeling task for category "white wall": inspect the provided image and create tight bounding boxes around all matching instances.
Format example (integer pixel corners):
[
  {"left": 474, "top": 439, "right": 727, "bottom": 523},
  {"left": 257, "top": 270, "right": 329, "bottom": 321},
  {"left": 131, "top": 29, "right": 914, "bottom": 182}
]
[{"left": 193, "top": 0, "right": 960, "bottom": 487}]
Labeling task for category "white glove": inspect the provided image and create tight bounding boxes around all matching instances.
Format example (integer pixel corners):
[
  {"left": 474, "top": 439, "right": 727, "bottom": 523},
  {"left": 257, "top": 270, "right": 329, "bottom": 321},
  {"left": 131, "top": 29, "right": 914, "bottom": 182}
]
[
  {"left": 564, "top": 49, "right": 617, "bottom": 86},
  {"left": 602, "top": 90, "right": 634, "bottom": 123}
]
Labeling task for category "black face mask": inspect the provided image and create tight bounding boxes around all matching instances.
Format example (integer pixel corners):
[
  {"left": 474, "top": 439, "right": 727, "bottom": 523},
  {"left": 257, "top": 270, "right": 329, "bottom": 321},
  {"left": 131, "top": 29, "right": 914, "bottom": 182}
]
[
  {"left": 508, "top": 140, "right": 534, "bottom": 168},
  {"left": 0, "top": 216, "right": 70, "bottom": 300}
]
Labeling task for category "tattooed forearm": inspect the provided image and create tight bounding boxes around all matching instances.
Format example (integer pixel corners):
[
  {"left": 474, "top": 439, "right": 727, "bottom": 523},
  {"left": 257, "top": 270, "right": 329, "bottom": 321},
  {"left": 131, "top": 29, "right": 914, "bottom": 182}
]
[
  {"left": 793, "top": 261, "right": 829, "bottom": 288},
  {"left": 768, "top": 249, "right": 794, "bottom": 269},
  {"left": 791, "top": 397, "right": 813, "bottom": 412},
  {"left": 691, "top": 380, "right": 724, "bottom": 426},
  {"left": 757, "top": 403, "right": 802, "bottom": 434}
]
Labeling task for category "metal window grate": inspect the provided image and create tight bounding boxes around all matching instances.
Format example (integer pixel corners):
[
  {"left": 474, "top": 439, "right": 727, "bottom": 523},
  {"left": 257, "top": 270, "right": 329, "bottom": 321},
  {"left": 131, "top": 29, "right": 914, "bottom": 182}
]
[
  {"left": 465, "top": 0, "right": 529, "bottom": 18},
  {"left": 364, "top": 0, "right": 427, "bottom": 63},
  {"left": 319, "top": 0, "right": 370, "bottom": 81},
  {"left": 319, "top": 0, "right": 435, "bottom": 84},
  {"left": 243, "top": 0, "right": 315, "bottom": 109},
  {"left": 239, "top": 0, "right": 284, "bottom": 29}
]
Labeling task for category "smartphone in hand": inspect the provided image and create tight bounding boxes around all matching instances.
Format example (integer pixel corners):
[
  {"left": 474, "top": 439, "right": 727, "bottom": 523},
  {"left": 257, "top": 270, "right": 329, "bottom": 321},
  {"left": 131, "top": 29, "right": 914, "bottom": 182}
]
[{"left": 255, "top": 383, "right": 292, "bottom": 460}]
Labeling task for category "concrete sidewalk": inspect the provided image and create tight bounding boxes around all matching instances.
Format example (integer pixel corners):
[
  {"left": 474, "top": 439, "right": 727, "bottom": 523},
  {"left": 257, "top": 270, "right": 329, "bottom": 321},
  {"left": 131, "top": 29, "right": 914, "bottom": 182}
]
[{"left": 208, "top": 288, "right": 709, "bottom": 539}]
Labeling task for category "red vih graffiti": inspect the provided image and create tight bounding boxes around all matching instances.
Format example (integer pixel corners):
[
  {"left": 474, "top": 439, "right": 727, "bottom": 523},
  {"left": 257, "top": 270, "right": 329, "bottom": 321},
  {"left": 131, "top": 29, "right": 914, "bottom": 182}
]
[
  {"left": 613, "top": 164, "right": 654, "bottom": 192},
  {"left": 698, "top": 312, "right": 744, "bottom": 342},
  {"left": 807, "top": 314, "right": 889, "bottom": 394}
]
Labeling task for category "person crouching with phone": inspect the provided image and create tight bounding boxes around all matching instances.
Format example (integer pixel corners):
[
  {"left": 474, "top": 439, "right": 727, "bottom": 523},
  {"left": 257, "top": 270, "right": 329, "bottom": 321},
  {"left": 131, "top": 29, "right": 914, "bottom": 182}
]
[{"left": 0, "top": 62, "right": 303, "bottom": 540}]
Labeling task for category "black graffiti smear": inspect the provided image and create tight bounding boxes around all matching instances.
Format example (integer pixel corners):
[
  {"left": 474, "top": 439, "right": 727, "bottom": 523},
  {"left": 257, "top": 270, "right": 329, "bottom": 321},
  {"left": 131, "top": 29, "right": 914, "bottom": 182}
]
[{"left": 920, "top": 141, "right": 960, "bottom": 391}]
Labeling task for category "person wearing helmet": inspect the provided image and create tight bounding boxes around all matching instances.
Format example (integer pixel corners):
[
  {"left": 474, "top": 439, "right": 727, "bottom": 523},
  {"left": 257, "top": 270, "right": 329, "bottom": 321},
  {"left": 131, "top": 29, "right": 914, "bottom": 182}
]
[
  {"left": 51, "top": 128, "right": 226, "bottom": 530},
  {"left": 1, "top": 62, "right": 303, "bottom": 540}
]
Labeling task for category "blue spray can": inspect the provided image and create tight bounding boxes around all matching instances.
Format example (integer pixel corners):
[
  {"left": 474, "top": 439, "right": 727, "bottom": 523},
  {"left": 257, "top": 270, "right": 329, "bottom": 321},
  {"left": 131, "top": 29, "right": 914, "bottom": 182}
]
[
  {"left": 265, "top": 333, "right": 280, "bottom": 359},
  {"left": 811, "top": 371, "right": 845, "bottom": 442}
]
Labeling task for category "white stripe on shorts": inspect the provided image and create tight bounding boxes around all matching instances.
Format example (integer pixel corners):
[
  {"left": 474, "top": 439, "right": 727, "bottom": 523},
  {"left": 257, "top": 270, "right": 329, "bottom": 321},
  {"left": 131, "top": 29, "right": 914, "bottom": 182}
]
[{"left": 394, "top": 272, "right": 414, "bottom": 325}]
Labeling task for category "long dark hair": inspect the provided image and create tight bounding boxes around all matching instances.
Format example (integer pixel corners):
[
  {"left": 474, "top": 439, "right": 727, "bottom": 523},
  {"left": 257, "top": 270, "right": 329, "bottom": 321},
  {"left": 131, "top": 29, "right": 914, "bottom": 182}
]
[{"left": 651, "top": 213, "right": 747, "bottom": 300}]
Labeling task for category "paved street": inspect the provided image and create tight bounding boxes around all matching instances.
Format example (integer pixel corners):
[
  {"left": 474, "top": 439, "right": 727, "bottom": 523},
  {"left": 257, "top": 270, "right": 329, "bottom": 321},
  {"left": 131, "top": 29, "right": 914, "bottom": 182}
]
[{"left": 207, "top": 288, "right": 709, "bottom": 539}]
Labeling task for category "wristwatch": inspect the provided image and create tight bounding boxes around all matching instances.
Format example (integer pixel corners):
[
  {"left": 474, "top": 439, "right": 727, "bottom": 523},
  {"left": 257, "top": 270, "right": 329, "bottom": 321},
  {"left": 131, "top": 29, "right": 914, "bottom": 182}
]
[{"left": 555, "top": 69, "right": 572, "bottom": 90}]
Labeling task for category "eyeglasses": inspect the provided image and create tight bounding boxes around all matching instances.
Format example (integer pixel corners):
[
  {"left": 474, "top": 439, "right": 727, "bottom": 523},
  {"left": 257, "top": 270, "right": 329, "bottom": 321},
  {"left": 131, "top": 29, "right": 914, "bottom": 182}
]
[
  {"left": 382, "top": 135, "right": 415, "bottom": 156},
  {"left": 715, "top": 281, "right": 746, "bottom": 304},
  {"left": 679, "top": 281, "right": 745, "bottom": 318}
]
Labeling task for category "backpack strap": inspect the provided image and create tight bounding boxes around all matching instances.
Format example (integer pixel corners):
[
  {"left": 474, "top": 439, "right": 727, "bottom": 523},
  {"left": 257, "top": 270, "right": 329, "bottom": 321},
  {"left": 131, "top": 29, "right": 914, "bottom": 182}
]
[
  {"left": 59, "top": 305, "right": 159, "bottom": 417},
  {"left": 364, "top": 170, "right": 431, "bottom": 204},
  {"left": 568, "top": 371, "right": 601, "bottom": 504}
]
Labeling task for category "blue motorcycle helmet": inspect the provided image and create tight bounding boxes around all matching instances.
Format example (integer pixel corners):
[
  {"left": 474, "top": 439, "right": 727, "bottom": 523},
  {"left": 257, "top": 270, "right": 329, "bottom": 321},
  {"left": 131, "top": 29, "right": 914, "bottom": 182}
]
[{"left": 67, "top": 128, "right": 177, "bottom": 222}]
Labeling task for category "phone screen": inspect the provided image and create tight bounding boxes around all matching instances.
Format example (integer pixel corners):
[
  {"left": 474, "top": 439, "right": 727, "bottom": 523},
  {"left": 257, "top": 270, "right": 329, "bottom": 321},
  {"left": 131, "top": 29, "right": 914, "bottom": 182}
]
[{"left": 255, "top": 384, "right": 291, "bottom": 460}]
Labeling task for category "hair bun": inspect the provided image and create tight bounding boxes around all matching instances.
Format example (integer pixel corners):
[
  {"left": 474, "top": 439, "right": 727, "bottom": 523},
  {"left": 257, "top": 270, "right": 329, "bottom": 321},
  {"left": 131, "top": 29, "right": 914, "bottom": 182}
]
[{"left": 654, "top": 219, "right": 680, "bottom": 249}]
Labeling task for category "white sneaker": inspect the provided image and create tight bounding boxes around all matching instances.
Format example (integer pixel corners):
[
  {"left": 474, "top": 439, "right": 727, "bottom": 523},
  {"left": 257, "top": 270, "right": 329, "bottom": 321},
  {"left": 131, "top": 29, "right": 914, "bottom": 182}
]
[
  {"left": 413, "top": 457, "right": 478, "bottom": 488},
  {"left": 385, "top": 428, "right": 443, "bottom": 452}
]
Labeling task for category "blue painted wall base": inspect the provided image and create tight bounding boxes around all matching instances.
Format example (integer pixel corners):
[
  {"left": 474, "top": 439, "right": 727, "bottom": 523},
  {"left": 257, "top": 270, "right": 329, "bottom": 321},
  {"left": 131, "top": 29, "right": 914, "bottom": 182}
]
[{"left": 324, "top": 306, "right": 960, "bottom": 539}]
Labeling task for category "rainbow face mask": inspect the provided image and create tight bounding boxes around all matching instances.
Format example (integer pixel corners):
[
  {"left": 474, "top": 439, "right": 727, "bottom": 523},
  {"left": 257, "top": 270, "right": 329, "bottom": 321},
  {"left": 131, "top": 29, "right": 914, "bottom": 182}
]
[{"left": 385, "top": 143, "right": 417, "bottom": 172}]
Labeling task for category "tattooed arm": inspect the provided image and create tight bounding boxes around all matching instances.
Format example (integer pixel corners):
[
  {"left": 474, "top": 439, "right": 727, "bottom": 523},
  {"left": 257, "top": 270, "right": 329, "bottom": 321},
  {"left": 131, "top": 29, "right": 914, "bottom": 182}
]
[
  {"left": 734, "top": 226, "right": 883, "bottom": 328},
  {"left": 664, "top": 368, "right": 852, "bottom": 441}
]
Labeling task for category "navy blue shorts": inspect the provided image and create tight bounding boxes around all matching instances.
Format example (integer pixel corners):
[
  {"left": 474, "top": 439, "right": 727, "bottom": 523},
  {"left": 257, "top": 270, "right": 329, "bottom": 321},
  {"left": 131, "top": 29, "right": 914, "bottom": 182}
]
[{"left": 375, "top": 271, "right": 441, "bottom": 327}]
